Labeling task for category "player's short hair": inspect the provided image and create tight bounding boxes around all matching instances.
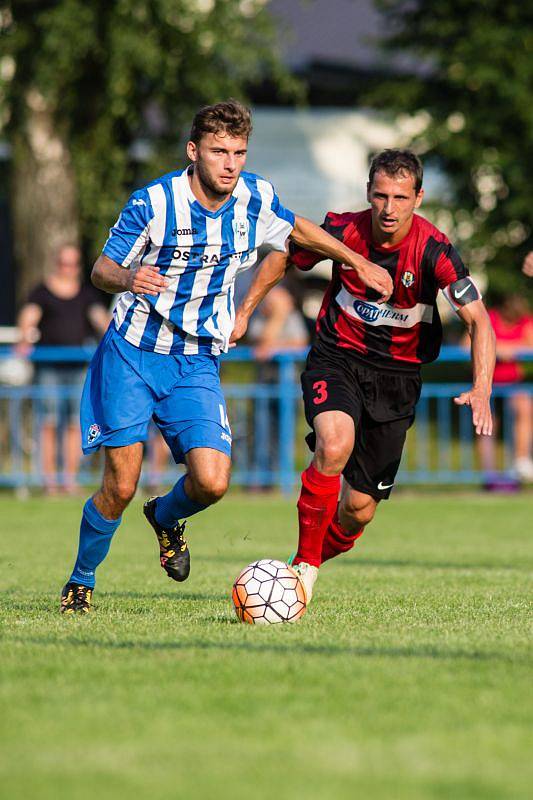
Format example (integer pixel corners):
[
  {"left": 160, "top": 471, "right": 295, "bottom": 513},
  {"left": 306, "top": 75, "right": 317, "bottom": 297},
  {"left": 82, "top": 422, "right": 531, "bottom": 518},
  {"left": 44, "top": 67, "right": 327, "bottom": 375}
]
[
  {"left": 368, "top": 149, "right": 424, "bottom": 193},
  {"left": 190, "top": 99, "right": 253, "bottom": 144}
]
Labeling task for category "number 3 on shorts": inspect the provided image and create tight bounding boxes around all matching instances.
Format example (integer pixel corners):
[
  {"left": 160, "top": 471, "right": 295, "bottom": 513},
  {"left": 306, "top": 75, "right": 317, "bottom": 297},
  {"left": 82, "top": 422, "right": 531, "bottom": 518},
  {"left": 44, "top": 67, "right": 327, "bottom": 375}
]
[{"left": 312, "top": 380, "right": 328, "bottom": 405}]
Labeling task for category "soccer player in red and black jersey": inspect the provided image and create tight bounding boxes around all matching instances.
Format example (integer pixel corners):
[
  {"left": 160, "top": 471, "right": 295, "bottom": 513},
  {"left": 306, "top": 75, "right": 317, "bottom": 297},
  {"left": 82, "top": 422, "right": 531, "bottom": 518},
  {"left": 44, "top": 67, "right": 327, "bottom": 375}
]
[{"left": 231, "top": 150, "right": 496, "bottom": 602}]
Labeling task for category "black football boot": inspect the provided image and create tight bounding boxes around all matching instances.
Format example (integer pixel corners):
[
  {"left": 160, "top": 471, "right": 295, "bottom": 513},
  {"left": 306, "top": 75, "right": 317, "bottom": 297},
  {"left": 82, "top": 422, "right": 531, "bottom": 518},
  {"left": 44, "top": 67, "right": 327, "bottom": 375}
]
[
  {"left": 60, "top": 582, "right": 93, "bottom": 614},
  {"left": 143, "top": 497, "right": 190, "bottom": 582}
]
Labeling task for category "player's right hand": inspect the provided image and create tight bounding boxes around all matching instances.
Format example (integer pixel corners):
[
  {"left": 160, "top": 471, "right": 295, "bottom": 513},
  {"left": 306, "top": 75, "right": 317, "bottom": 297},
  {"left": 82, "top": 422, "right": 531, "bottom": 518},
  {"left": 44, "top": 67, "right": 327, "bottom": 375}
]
[
  {"left": 128, "top": 265, "right": 169, "bottom": 296},
  {"left": 229, "top": 310, "right": 249, "bottom": 347},
  {"left": 354, "top": 260, "right": 393, "bottom": 303}
]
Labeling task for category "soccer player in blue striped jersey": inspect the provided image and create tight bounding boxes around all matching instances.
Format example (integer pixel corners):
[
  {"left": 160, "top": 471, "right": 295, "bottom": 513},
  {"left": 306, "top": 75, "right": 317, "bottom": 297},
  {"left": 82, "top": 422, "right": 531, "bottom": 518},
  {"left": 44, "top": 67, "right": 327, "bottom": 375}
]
[{"left": 60, "top": 99, "right": 393, "bottom": 613}]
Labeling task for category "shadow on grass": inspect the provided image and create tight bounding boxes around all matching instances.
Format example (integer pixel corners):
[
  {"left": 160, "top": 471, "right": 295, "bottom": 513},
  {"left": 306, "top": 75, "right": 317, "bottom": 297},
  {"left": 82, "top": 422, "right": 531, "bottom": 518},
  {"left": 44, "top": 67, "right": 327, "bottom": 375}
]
[
  {"left": 328, "top": 558, "right": 527, "bottom": 573},
  {"left": 196, "top": 554, "right": 528, "bottom": 573},
  {"left": 99, "top": 591, "right": 228, "bottom": 602},
  {"left": 8, "top": 633, "right": 526, "bottom": 665}
]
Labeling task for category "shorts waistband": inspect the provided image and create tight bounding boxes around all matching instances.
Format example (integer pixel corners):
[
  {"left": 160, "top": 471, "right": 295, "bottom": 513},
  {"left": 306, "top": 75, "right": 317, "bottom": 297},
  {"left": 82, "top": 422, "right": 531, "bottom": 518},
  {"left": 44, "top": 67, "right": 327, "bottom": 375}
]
[{"left": 311, "top": 342, "right": 422, "bottom": 376}]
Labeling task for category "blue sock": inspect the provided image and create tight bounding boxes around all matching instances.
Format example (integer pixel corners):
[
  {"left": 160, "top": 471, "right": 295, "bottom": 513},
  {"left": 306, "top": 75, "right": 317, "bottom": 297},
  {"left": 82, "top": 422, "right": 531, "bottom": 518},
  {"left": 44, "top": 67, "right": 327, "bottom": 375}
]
[
  {"left": 69, "top": 499, "right": 122, "bottom": 588},
  {"left": 155, "top": 475, "right": 206, "bottom": 528}
]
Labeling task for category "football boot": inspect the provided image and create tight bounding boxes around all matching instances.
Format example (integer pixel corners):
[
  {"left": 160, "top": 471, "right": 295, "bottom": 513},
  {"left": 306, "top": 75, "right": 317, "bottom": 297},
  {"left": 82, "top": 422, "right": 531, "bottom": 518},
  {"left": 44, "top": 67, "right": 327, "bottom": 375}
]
[
  {"left": 60, "top": 582, "right": 93, "bottom": 614},
  {"left": 290, "top": 561, "right": 318, "bottom": 604},
  {"left": 143, "top": 497, "right": 190, "bottom": 582}
]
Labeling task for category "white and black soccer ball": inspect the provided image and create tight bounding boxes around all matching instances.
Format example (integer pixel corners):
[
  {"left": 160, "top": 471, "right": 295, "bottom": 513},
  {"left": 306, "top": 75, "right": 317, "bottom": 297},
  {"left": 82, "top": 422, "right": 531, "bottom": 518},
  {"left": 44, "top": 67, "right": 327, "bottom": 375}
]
[{"left": 232, "top": 559, "right": 307, "bottom": 625}]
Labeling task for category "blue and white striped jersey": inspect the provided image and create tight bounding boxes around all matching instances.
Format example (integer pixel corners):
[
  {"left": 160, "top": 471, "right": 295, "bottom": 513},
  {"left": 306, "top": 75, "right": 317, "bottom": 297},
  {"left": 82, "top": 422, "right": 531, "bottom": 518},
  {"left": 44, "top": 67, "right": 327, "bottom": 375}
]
[{"left": 103, "top": 167, "right": 295, "bottom": 356}]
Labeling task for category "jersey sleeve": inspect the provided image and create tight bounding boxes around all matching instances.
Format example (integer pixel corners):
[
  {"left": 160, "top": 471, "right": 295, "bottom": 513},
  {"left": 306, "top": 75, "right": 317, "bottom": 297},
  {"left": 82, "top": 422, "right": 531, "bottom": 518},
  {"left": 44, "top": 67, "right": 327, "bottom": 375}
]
[
  {"left": 262, "top": 184, "right": 295, "bottom": 253},
  {"left": 289, "top": 212, "right": 340, "bottom": 271},
  {"left": 434, "top": 241, "right": 469, "bottom": 289},
  {"left": 102, "top": 188, "right": 154, "bottom": 268},
  {"left": 435, "top": 240, "right": 482, "bottom": 310}
]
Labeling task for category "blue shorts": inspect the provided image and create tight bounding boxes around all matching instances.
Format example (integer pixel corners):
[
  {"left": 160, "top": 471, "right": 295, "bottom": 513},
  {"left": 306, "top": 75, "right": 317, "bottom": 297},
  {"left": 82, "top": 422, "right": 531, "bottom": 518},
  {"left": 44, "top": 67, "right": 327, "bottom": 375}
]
[{"left": 80, "top": 326, "right": 232, "bottom": 463}]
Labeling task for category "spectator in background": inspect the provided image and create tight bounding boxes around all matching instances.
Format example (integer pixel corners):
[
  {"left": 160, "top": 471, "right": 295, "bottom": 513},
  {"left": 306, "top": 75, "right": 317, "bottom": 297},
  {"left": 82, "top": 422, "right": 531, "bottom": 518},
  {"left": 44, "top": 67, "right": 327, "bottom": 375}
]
[
  {"left": 247, "top": 280, "right": 308, "bottom": 484},
  {"left": 16, "top": 244, "right": 110, "bottom": 494},
  {"left": 477, "top": 292, "right": 533, "bottom": 483},
  {"left": 248, "top": 281, "right": 309, "bottom": 359},
  {"left": 522, "top": 252, "right": 533, "bottom": 278}
]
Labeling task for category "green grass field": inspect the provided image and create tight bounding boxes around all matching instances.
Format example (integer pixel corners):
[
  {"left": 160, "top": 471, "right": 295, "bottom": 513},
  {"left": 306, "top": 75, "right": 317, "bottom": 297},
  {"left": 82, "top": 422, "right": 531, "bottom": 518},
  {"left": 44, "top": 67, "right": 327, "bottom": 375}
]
[{"left": 1, "top": 492, "right": 532, "bottom": 800}]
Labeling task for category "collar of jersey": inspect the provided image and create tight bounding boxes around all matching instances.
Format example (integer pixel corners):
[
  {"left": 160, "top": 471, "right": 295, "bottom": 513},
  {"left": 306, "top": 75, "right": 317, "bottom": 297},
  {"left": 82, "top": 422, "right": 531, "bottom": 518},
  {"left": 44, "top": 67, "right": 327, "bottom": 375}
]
[{"left": 182, "top": 167, "right": 239, "bottom": 219}]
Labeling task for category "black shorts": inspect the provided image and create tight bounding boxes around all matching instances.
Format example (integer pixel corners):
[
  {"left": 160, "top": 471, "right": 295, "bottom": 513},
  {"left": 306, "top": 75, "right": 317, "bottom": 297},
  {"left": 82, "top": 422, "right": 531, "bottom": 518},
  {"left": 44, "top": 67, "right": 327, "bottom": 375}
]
[{"left": 301, "top": 345, "right": 422, "bottom": 500}]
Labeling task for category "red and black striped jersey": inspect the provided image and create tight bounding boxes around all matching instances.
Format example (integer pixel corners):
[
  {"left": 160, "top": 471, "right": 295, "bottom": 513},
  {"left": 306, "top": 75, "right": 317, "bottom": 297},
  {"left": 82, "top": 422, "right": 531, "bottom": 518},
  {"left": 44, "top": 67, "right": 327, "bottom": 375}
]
[{"left": 290, "top": 209, "right": 470, "bottom": 372}]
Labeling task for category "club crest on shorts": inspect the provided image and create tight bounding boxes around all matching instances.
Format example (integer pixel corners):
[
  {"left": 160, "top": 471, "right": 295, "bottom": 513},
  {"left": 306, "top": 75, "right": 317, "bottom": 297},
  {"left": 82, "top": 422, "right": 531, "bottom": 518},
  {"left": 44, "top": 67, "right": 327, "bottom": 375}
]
[
  {"left": 232, "top": 218, "right": 249, "bottom": 241},
  {"left": 87, "top": 423, "right": 101, "bottom": 445},
  {"left": 401, "top": 270, "right": 415, "bottom": 288}
]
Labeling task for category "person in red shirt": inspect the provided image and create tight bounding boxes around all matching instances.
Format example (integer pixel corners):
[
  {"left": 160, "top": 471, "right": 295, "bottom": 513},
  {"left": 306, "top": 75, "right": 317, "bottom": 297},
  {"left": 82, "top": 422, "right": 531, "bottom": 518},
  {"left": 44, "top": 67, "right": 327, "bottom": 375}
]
[
  {"left": 481, "top": 294, "right": 533, "bottom": 481},
  {"left": 231, "top": 149, "right": 496, "bottom": 603}
]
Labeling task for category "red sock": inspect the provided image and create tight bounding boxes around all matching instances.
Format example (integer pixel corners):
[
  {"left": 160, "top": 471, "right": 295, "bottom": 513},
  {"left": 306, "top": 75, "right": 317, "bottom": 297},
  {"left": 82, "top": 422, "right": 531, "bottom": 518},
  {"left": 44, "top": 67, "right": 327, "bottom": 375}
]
[
  {"left": 321, "top": 507, "right": 364, "bottom": 564},
  {"left": 294, "top": 464, "right": 340, "bottom": 568}
]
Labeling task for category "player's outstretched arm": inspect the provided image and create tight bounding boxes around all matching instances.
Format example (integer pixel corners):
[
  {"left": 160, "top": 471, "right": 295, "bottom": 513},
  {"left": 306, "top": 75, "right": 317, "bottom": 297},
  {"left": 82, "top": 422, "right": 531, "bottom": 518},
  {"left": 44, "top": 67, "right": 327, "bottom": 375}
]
[
  {"left": 290, "top": 215, "right": 393, "bottom": 302},
  {"left": 91, "top": 254, "right": 169, "bottom": 296},
  {"left": 454, "top": 299, "right": 495, "bottom": 436},
  {"left": 229, "top": 249, "right": 289, "bottom": 345}
]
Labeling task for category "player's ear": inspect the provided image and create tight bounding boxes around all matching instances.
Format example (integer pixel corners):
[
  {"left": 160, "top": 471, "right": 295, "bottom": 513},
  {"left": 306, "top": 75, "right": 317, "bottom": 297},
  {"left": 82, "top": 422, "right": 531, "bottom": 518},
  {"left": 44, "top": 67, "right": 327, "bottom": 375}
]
[
  {"left": 186, "top": 141, "right": 198, "bottom": 163},
  {"left": 414, "top": 188, "right": 424, "bottom": 208},
  {"left": 366, "top": 181, "right": 372, "bottom": 202}
]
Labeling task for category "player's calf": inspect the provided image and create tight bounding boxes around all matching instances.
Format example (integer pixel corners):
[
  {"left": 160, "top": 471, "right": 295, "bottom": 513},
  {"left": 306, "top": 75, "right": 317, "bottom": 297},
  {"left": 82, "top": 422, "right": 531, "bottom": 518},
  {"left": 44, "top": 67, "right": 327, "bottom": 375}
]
[
  {"left": 339, "top": 492, "right": 377, "bottom": 531},
  {"left": 321, "top": 508, "right": 364, "bottom": 563},
  {"left": 320, "top": 492, "right": 377, "bottom": 565}
]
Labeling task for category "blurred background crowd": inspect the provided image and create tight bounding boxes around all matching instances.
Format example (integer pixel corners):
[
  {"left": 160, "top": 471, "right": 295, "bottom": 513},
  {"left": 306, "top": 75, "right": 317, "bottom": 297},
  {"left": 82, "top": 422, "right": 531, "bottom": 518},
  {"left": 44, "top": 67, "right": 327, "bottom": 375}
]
[{"left": 0, "top": 0, "right": 531, "bottom": 493}]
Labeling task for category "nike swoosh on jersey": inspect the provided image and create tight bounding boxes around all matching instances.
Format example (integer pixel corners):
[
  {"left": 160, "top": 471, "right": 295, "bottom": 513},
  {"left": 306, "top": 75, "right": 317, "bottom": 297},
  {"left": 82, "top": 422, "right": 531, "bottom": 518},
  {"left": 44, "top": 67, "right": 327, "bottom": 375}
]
[{"left": 377, "top": 481, "right": 394, "bottom": 490}]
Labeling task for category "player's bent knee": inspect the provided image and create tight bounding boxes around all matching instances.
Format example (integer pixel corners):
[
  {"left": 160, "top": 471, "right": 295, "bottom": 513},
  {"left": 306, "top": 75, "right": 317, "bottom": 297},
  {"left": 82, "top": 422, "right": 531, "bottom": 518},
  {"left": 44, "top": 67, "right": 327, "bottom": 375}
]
[
  {"left": 112, "top": 480, "right": 138, "bottom": 507},
  {"left": 190, "top": 473, "right": 230, "bottom": 506},
  {"left": 315, "top": 439, "right": 351, "bottom": 473}
]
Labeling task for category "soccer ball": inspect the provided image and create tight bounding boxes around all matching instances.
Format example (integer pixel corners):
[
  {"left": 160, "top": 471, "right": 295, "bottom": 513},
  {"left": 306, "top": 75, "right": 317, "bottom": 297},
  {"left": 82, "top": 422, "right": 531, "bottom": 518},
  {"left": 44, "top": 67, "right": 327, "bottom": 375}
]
[{"left": 232, "top": 559, "right": 307, "bottom": 625}]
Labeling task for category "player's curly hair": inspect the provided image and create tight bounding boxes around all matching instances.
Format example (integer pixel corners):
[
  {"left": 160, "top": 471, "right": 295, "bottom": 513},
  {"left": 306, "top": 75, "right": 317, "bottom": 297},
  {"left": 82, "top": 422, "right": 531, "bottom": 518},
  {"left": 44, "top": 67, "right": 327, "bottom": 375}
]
[
  {"left": 189, "top": 99, "right": 253, "bottom": 144},
  {"left": 368, "top": 149, "right": 424, "bottom": 193}
]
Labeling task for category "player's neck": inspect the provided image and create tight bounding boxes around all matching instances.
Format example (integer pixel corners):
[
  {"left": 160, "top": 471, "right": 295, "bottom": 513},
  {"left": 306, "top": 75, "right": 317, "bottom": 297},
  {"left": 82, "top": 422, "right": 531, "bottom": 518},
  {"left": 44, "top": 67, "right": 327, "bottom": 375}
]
[
  {"left": 371, "top": 215, "right": 414, "bottom": 248},
  {"left": 188, "top": 167, "right": 231, "bottom": 212}
]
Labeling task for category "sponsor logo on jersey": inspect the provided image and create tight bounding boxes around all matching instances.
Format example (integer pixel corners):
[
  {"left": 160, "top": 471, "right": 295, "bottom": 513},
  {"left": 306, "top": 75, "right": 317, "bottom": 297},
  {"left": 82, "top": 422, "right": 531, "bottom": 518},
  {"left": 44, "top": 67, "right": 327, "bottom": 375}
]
[
  {"left": 336, "top": 287, "right": 434, "bottom": 329},
  {"left": 352, "top": 299, "right": 414, "bottom": 325},
  {"left": 232, "top": 218, "right": 249, "bottom": 240},
  {"left": 172, "top": 227, "right": 198, "bottom": 236},
  {"left": 132, "top": 198, "right": 146, "bottom": 206},
  {"left": 401, "top": 270, "right": 415, "bottom": 288},
  {"left": 353, "top": 300, "right": 383, "bottom": 323},
  {"left": 171, "top": 248, "right": 251, "bottom": 266},
  {"left": 87, "top": 423, "right": 101, "bottom": 445}
]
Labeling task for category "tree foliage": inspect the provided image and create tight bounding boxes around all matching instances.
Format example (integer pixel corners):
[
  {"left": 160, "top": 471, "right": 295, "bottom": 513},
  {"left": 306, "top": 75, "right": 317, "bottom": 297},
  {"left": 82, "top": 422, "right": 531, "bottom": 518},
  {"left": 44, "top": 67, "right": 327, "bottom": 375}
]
[
  {"left": 370, "top": 0, "right": 533, "bottom": 295},
  {"left": 0, "top": 0, "right": 298, "bottom": 265}
]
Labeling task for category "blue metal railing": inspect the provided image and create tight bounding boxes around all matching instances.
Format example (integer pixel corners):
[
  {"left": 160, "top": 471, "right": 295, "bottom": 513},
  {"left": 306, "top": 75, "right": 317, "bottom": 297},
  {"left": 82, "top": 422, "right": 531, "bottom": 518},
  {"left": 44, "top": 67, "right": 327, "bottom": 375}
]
[{"left": 0, "top": 345, "right": 531, "bottom": 490}]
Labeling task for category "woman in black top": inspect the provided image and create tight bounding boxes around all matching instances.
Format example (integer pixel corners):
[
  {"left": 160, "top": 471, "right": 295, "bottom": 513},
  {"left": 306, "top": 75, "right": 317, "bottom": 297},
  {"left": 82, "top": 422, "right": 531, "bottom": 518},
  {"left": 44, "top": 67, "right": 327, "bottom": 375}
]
[{"left": 17, "top": 245, "right": 109, "bottom": 494}]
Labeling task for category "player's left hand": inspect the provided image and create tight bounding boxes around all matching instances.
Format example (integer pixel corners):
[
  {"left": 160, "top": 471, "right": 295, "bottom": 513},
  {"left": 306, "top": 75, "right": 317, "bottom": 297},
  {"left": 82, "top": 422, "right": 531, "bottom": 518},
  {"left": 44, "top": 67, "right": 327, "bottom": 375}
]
[{"left": 454, "top": 387, "right": 493, "bottom": 436}]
